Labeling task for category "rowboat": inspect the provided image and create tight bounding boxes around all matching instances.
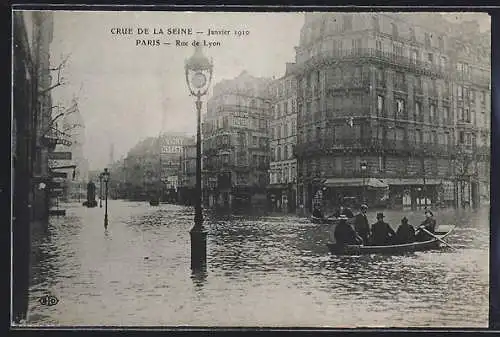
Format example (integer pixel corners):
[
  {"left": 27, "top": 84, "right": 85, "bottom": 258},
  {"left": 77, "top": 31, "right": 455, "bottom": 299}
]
[
  {"left": 327, "top": 225, "right": 455, "bottom": 255},
  {"left": 149, "top": 199, "right": 159, "bottom": 206},
  {"left": 311, "top": 216, "right": 337, "bottom": 224},
  {"left": 311, "top": 216, "right": 355, "bottom": 225}
]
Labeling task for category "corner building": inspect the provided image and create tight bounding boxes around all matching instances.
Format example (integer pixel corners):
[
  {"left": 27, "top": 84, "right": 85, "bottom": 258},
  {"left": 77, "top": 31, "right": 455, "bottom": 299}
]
[
  {"left": 293, "top": 13, "right": 490, "bottom": 213},
  {"left": 202, "top": 71, "right": 272, "bottom": 210}
]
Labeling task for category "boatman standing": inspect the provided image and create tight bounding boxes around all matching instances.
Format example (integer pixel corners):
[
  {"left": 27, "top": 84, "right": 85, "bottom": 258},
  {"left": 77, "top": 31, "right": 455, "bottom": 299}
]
[{"left": 354, "top": 204, "right": 370, "bottom": 245}]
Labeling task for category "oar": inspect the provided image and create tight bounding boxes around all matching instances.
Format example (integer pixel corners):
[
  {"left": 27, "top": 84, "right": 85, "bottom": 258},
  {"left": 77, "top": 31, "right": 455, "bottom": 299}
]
[{"left": 418, "top": 226, "right": 455, "bottom": 250}]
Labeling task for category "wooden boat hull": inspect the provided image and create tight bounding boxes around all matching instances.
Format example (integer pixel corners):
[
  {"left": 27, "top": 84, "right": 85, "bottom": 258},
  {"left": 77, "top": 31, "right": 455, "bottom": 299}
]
[
  {"left": 327, "top": 225, "right": 455, "bottom": 255},
  {"left": 311, "top": 216, "right": 354, "bottom": 225}
]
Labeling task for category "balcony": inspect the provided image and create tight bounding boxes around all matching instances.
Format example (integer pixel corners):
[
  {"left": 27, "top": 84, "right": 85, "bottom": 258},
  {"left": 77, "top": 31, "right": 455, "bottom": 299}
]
[
  {"left": 327, "top": 78, "right": 371, "bottom": 92},
  {"left": 393, "top": 83, "right": 408, "bottom": 93},
  {"left": 456, "top": 119, "right": 474, "bottom": 128},
  {"left": 296, "top": 138, "right": 456, "bottom": 158},
  {"left": 294, "top": 48, "right": 449, "bottom": 79}
]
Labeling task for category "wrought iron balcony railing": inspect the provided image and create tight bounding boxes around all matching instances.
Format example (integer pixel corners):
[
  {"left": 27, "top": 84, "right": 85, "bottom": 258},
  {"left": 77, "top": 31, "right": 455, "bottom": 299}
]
[
  {"left": 296, "top": 138, "right": 458, "bottom": 157},
  {"left": 294, "top": 48, "right": 452, "bottom": 79}
]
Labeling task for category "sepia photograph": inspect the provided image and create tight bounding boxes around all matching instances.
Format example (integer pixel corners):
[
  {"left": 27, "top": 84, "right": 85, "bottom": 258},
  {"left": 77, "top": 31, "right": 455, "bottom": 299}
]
[{"left": 12, "top": 9, "right": 491, "bottom": 328}]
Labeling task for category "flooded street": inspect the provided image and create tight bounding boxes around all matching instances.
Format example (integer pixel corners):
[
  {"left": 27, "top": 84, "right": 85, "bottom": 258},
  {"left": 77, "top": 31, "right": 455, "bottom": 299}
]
[{"left": 27, "top": 200, "right": 489, "bottom": 327}]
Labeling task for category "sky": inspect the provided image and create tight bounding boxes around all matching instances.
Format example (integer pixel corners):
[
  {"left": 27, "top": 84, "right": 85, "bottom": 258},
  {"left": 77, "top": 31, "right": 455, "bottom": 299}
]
[
  {"left": 48, "top": 11, "right": 490, "bottom": 171},
  {"left": 49, "top": 11, "right": 304, "bottom": 170}
]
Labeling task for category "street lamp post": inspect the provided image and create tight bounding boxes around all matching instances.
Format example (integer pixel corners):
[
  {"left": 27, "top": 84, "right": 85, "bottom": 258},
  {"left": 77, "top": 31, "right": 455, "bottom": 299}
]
[
  {"left": 185, "top": 45, "right": 213, "bottom": 270},
  {"left": 360, "top": 161, "right": 367, "bottom": 204},
  {"left": 99, "top": 172, "right": 103, "bottom": 208},
  {"left": 102, "top": 168, "right": 110, "bottom": 228}
]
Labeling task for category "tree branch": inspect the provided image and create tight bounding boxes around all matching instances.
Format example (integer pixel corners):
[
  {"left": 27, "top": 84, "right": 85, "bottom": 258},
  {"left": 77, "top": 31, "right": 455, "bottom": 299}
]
[{"left": 39, "top": 53, "right": 72, "bottom": 96}]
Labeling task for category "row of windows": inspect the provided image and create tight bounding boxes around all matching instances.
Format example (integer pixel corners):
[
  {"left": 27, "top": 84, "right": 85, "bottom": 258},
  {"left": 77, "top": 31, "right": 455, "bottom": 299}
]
[
  {"left": 269, "top": 78, "right": 295, "bottom": 98},
  {"left": 204, "top": 115, "right": 269, "bottom": 133},
  {"left": 272, "top": 143, "right": 295, "bottom": 162},
  {"left": 299, "top": 156, "right": 450, "bottom": 176},
  {"left": 203, "top": 133, "right": 269, "bottom": 149},
  {"left": 205, "top": 153, "right": 268, "bottom": 167},
  {"left": 298, "top": 125, "right": 489, "bottom": 150},
  {"left": 302, "top": 15, "right": 447, "bottom": 50},
  {"left": 272, "top": 120, "right": 297, "bottom": 139},
  {"left": 299, "top": 125, "right": 455, "bottom": 146},
  {"left": 274, "top": 98, "right": 297, "bottom": 119},
  {"left": 296, "top": 96, "right": 484, "bottom": 128},
  {"left": 376, "top": 95, "right": 485, "bottom": 123},
  {"left": 269, "top": 166, "right": 297, "bottom": 185},
  {"left": 299, "top": 33, "right": 489, "bottom": 79},
  {"left": 298, "top": 65, "right": 488, "bottom": 101}
]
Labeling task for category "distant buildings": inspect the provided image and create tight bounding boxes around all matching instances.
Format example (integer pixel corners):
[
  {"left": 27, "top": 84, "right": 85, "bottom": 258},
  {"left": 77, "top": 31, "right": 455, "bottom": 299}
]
[
  {"left": 159, "top": 132, "right": 187, "bottom": 201},
  {"left": 112, "top": 132, "right": 189, "bottom": 201},
  {"left": 202, "top": 71, "right": 272, "bottom": 209}
]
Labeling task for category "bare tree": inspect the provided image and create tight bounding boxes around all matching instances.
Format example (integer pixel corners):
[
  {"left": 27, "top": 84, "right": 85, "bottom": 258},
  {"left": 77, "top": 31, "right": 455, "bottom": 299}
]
[{"left": 38, "top": 52, "right": 71, "bottom": 96}]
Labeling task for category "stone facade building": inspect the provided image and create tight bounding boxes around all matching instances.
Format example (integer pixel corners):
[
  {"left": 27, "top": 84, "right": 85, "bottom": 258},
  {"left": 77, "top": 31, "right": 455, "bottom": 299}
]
[
  {"left": 292, "top": 13, "right": 490, "bottom": 213},
  {"left": 267, "top": 63, "right": 299, "bottom": 213},
  {"left": 202, "top": 71, "right": 272, "bottom": 210},
  {"left": 25, "top": 11, "right": 55, "bottom": 221},
  {"left": 13, "top": 10, "right": 37, "bottom": 323},
  {"left": 13, "top": 9, "right": 58, "bottom": 322}
]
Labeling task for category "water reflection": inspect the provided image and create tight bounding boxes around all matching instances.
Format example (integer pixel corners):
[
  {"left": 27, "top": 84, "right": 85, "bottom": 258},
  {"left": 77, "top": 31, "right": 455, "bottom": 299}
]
[{"left": 191, "top": 268, "right": 208, "bottom": 290}]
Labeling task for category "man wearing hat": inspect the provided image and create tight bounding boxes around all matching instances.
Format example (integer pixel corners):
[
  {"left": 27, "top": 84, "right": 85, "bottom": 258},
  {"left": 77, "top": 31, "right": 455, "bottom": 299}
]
[
  {"left": 354, "top": 204, "right": 370, "bottom": 245},
  {"left": 370, "top": 212, "right": 396, "bottom": 246},
  {"left": 334, "top": 215, "right": 362, "bottom": 246},
  {"left": 415, "top": 209, "right": 437, "bottom": 241},
  {"left": 395, "top": 217, "right": 416, "bottom": 244}
]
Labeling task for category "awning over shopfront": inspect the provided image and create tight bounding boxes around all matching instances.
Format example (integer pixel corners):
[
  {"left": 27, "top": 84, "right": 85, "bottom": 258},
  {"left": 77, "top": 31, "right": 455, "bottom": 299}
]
[
  {"left": 381, "top": 178, "right": 443, "bottom": 186},
  {"left": 324, "top": 178, "right": 388, "bottom": 188}
]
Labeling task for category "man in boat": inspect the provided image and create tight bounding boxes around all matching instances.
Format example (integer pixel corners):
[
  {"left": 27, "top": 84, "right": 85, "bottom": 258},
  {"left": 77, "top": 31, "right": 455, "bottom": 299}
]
[
  {"left": 334, "top": 215, "right": 363, "bottom": 246},
  {"left": 370, "top": 212, "right": 396, "bottom": 246},
  {"left": 395, "top": 217, "right": 416, "bottom": 244},
  {"left": 415, "top": 209, "right": 437, "bottom": 242},
  {"left": 354, "top": 204, "right": 370, "bottom": 245},
  {"left": 312, "top": 205, "right": 324, "bottom": 219}
]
